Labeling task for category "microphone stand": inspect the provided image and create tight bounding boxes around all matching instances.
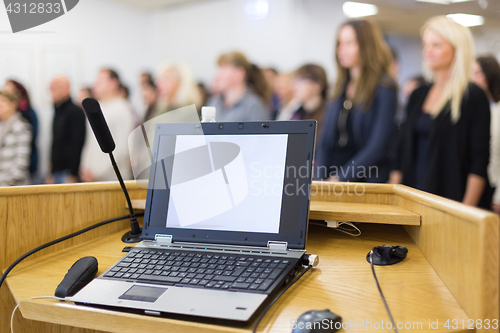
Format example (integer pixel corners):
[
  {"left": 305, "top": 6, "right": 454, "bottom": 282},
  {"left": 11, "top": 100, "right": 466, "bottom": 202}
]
[{"left": 109, "top": 152, "right": 142, "bottom": 243}]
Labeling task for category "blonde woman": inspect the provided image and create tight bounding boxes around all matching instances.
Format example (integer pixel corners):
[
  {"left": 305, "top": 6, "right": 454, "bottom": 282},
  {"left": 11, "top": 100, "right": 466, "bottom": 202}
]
[
  {"left": 148, "top": 62, "right": 201, "bottom": 121},
  {"left": 391, "top": 16, "right": 491, "bottom": 208}
]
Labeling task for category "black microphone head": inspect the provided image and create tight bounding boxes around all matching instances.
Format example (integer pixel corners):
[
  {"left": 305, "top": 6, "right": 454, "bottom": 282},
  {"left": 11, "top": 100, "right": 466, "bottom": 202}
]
[{"left": 82, "top": 98, "right": 116, "bottom": 154}]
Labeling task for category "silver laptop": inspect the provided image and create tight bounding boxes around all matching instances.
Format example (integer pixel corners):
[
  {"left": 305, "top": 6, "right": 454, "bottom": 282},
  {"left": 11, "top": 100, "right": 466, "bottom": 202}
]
[{"left": 71, "top": 120, "right": 316, "bottom": 324}]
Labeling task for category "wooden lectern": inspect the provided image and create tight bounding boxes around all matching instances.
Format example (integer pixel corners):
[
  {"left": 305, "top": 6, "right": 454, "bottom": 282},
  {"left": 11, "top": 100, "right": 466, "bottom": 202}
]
[{"left": 1, "top": 181, "right": 498, "bottom": 332}]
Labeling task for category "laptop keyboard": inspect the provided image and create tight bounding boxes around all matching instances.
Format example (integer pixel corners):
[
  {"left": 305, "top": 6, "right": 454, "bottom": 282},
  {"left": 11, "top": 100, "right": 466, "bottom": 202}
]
[{"left": 102, "top": 249, "right": 293, "bottom": 293}]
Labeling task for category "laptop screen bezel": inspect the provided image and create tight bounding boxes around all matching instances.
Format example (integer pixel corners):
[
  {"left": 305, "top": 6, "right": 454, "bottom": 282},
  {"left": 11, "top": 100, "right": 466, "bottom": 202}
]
[{"left": 141, "top": 121, "right": 316, "bottom": 250}]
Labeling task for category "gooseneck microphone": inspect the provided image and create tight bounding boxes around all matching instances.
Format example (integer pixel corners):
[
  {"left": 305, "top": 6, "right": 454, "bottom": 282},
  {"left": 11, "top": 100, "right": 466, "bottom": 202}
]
[{"left": 82, "top": 98, "right": 142, "bottom": 243}]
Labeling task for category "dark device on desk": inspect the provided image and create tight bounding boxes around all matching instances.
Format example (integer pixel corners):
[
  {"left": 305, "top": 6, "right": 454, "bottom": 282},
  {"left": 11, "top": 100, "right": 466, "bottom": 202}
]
[
  {"left": 367, "top": 245, "right": 408, "bottom": 265},
  {"left": 290, "top": 245, "right": 408, "bottom": 333},
  {"left": 70, "top": 120, "right": 317, "bottom": 324},
  {"left": 293, "top": 309, "right": 342, "bottom": 333},
  {"left": 55, "top": 257, "right": 98, "bottom": 298}
]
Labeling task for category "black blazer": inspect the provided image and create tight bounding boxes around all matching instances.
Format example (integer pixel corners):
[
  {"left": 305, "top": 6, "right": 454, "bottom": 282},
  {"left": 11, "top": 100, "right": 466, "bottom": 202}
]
[
  {"left": 315, "top": 82, "right": 398, "bottom": 182},
  {"left": 51, "top": 98, "right": 86, "bottom": 177},
  {"left": 395, "top": 83, "right": 491, "bottom": 207}
]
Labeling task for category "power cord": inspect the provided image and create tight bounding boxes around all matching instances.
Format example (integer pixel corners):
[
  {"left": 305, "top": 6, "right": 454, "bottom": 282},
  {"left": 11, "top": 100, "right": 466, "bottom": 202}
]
[
  {"left": 252, "top": 263, "right": 315, "bottom": 333},
  {"left": 0, "top": 213, "right": 143, "bottom": 290},
  {"left": 309, "top": 220, "right": 361, "bottom": 237},
  {"left": 334, "top": 221, "right": 361, "bottom": 237},
  {"left": 11, "top": 296, "right": 67, "bottom": 333},
  {"left": 369, "top": 250, "right": 399, "bottom": 333}
]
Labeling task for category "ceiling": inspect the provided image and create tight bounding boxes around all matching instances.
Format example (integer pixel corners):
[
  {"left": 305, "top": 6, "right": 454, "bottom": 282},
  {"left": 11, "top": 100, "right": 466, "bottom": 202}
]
[
  {"left": 367, "top": 0, "right": 500, "bottom": 34},
  {"left": 109, "top": 0, "right": 500, "bottom": 34},
  {"left": 108, "top": 0, "right": 209, "bottom": 10}
]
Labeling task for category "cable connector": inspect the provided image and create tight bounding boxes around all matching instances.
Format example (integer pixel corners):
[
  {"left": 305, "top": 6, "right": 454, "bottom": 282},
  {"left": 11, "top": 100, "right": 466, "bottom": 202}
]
[
  {"left": 326, "top": 220, "right": 340, "bottom": 228},
  {"left": 300, "top": 254, "right": 319, "bottom": 267}
]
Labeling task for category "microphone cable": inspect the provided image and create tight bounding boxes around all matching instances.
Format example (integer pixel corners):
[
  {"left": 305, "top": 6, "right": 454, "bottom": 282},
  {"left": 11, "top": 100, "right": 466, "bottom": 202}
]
[
  {"left": 0, "top": 213, "right": 143, "bottom": 290},
  {"left": 369, "top": 250, "right": 399, "bottom": 333}
]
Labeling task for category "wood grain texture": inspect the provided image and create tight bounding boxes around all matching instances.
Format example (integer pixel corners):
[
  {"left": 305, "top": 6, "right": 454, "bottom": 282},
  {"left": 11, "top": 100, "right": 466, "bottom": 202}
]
[
  {"left": 1, "top": 181, "right": 498, "bottom": 333},
  {"left": 309, "top": 181, "right": 499, "bottom": 328},
  {"left": 0, "top": 182, "right": 147, "bottom": 333},
  {"left": 7, "top": 287, "right": 106, "bottom": 333},
  {"left": 0, "top": 181, "right": 146, "bottom": 196},
  {"left": 9, "top": 225, "right": 470, "bottom": 333},
  {"left": 309, "top": 201, "right": 420, "bottom": 225},
  {"left": 130, "top": 199, "right": 145, "bottom": 210},
  {"left": 310, "top": 181, "right": 395, "bottom": 204},
  {"left": 394, "top": 185, "right": 500, "bottom": 328},
  {"left": 0, "top": 181, "right": 146, "bottom": 269}
]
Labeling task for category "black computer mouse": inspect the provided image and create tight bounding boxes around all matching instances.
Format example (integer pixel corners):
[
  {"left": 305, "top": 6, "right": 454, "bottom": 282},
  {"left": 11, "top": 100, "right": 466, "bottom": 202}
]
[{"left": 292, "top": 309, "right": 342, "bottom": 333}]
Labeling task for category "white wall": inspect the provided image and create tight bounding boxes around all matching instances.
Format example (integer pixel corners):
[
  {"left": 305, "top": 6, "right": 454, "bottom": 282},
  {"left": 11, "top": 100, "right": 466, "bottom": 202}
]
[
  {"left": 474, "top": 27, "right": 500, "bottom": 59},
  {"left": 152, "top": 0, "right": 345, "bottom": 85},
  {"left": 0, "top": 0, "right": 155, "bottom": 178},
  {"left": 386, "top": 34, "right": 423, "bottom": 85}
]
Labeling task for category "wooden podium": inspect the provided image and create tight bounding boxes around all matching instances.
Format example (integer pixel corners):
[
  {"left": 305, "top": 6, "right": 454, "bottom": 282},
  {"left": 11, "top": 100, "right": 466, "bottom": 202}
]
[{"left": 1, "top": 181, "right": 498, "bottom": 332}]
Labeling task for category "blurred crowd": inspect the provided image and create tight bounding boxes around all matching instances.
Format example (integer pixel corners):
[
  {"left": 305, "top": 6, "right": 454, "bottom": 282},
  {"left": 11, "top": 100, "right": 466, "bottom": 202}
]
[{"left": 1, "top": 15, "right": 500, "bottom": 212}]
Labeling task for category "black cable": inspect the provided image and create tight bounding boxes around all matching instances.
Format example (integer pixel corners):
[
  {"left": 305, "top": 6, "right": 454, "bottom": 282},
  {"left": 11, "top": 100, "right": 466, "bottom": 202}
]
[
  {"left": 0, "top": 213, "right": 143, "bottom": 290},
  {"left": 369, "top": 251, "right": 399, "bottom": 333},
  {"left": 252, "top": 265, "right": 313, "bottom": 333},
  {"left": 109, "top": 152, "right": 141, "bottom": 236}
]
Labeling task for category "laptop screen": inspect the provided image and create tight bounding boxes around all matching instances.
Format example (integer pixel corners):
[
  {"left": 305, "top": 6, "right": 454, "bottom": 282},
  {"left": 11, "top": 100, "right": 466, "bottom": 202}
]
[
  {"left": 142, "top": 121, "right": 315, "bottom": 249},
  {"left": 164, "top": 134, "right": 287, "bottom": 234}
]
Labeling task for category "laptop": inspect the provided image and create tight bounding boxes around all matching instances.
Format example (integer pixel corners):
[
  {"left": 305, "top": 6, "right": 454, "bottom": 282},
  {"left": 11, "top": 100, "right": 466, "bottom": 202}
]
[{"left": 71, "top": 120, "right": 316, "bottom": 324}]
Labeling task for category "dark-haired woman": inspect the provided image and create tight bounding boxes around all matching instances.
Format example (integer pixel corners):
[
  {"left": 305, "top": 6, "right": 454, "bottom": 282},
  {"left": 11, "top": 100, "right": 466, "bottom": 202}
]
[
  {"left": 472, "top": 55, "right": 500, "bottom": 213},
  {"left": 290, "top": 64, "right": 328, "bottom": 131},
  {"left": 3, "top": 80, "right": 38, "bottom": 182},
  {"left": 315, "top": 20, "right": 398, "bottom": 183},
  {"left": 208, "top": 51, "right": 270, "bottom": 121}
]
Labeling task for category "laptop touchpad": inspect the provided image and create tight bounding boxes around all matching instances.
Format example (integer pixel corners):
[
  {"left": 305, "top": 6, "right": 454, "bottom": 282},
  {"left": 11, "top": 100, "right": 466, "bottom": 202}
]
[{"left": 118, "top": 285, "right": 168, "bottom": 302}]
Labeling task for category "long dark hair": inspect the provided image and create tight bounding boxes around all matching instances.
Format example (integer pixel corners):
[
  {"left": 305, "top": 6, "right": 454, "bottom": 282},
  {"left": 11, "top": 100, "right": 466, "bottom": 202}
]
[
  {"left": 477, "top": 55, "right": 500, "bottom": 103},
  {"left": 217, "top": 51, "right": 271, "bottom": 104},
  {"left": 333, "top": 20, "right": 396, "bottom": 109},
  {"left": 295, "top": 64, "right": 328, "bottom": 100}
]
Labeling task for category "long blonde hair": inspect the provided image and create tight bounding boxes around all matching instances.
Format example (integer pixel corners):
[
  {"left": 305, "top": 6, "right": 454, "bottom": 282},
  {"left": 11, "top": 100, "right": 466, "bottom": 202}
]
[
  {"left": 157, "top": 62, "right": 201, "bottom": 109},
  {"left": 421, "top": 16, "right": 474, "bottom": 122},
  {"left": 333, "top": 20, "right": 396, "bottom": 109}
]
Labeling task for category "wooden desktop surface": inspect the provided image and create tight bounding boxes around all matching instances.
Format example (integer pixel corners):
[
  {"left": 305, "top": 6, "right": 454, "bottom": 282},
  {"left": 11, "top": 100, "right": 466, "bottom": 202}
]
[
  {"left": 8, "top": 223, "right": 471, "bottom": 333},
  {"left": 1, "top": 181, "right": 498, "bottom": 332}
]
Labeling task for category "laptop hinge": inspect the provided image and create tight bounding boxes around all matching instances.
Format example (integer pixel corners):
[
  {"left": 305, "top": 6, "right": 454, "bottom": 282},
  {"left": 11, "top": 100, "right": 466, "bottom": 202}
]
[
  {"left": 155, "top": 234, "right": 173, "bottom": 244},
  {"left": 267, "top": 241, "right": 288, "bottom": 251}
]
